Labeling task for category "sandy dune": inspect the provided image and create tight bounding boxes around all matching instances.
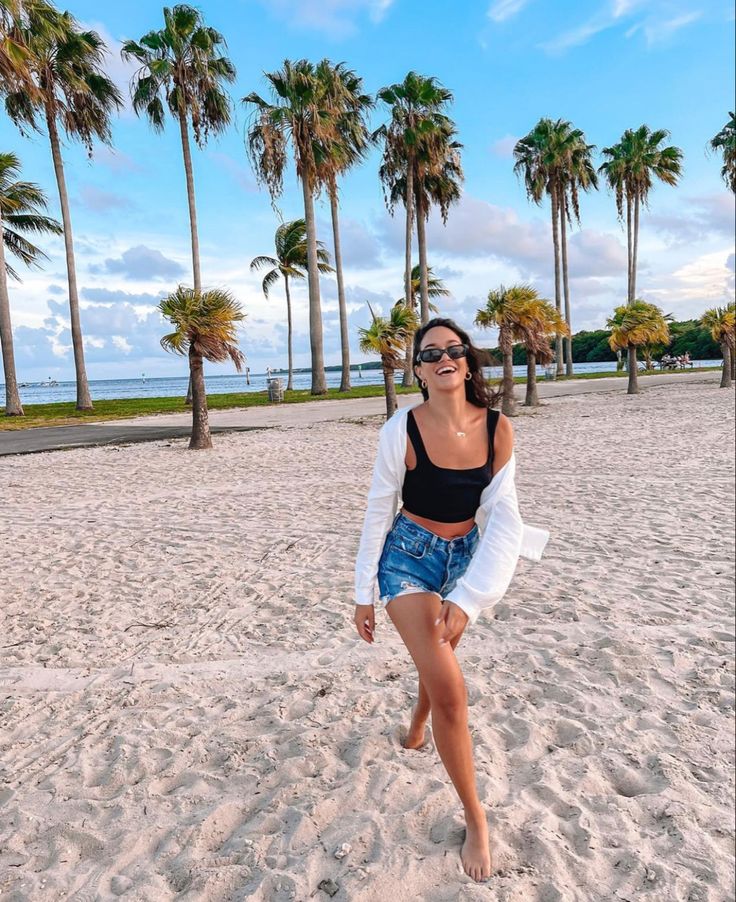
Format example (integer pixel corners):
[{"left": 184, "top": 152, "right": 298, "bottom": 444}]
[{"left": 1, "top": 379, "right": 734, "bottom": 901}]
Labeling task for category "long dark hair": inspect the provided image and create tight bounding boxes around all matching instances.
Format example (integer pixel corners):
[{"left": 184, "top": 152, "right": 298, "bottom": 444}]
[{"left": 412, "top": 317, "right": 501, "bottom": 409}]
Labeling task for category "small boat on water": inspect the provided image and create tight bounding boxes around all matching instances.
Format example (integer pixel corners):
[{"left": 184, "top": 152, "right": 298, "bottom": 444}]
[{"left": 38, "top": 378, "right": 58, "bottom": 387}]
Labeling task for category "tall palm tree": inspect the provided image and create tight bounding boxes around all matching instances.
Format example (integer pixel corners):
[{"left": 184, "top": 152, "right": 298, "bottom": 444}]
[
  {"left": 395, "top": 261, "right": 451, "bottom": 386},
  {"left": 700, "top": 303, "right": 735, "bottom": 388},
  {"left": 599, "top": 126, "right": 683, "bottom": 305},
  {"left": 475, "top": 284, "right": 538, "bottom": 417},
  {"left": 514, "top": 118, "right": 596, "bottom": 376},
  {"left": 709, "top": 112, "right": 736, "bottom": 193},
  {"left": 249, "top": 218, "right": 332, "bottom": 391},
  {"left": 243, "top": 59, "right": 336, "bottom": 395},
  {"left": 514, "top": 294, "right": 568, "bottom": 407},
  {"left": 314, "top": 60, "right": 372, "bottom": 393},
  {"left": 123, "top": 6, "right": 235, "bottom": 295},
  {"left": 358, "top": 302, "right": 418, "bottom": 419},
  {"left": 3, "top": 6, "right": 122, "bottom": 410},
  {"left": 607, "top": 299, "right": 671, "bottom": 395},
  {"left": 159, "top": 286, "right": 245, "bottom": 450},
  {"left": 0, "top": 150, "right": 62, "bottom": 415},
  {"left": 375, "top": 71, "right": 455, "bottom": 325}
]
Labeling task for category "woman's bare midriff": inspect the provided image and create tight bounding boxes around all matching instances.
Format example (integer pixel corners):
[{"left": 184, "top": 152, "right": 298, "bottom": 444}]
[{"left": 400, "top": 507, "right": 476, "bottom": 540}]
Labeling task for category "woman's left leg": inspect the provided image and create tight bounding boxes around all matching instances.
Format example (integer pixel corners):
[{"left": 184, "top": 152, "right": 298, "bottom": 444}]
[{"left": 405, "top": 627, "right": 466, "bottom": 749}]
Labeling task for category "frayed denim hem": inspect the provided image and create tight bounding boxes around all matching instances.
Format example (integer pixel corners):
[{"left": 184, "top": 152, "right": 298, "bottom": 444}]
[{"left": 379, "top": 582, "right": 442, "bottom": 607}]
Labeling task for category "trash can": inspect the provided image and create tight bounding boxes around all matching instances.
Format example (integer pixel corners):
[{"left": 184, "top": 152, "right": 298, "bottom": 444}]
[
  {"left": 267, "top": 377, "right": 284, "bottom": 402},
  {"left": 543, "top": 364, "right": 557, "bottom": 381}
]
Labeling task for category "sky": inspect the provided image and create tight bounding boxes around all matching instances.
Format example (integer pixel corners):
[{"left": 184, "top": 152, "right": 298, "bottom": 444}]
[{"left": 1, "top": 0, "right": 734, "bottom": 381}]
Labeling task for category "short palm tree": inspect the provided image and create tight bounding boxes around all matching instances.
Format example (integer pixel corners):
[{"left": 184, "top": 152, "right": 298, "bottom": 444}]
[
  {"left": 607, "top": 299, "right": 671, "bottom": 395},
  {"left": 250, "top": 218, "right": 332, "bottom": 391},
  {"left": 123, "top": 6, "right": 235, "bottom": 296},
  {"left": 515, "top": 295, "right": 568, "bottom": 407},
  {"left": 709, "top": 112, "right": 735, "bottom": 193},
  {"left": 243, "top": 59, "right": 335, "bottom": 395},
  {"left": 375, "top": 71, "right": 455, "bottom": 325},
  {"left": 599, "top": 126, "right": 683, "bottom": 306},
  {"left": 3, "top": 5, "right": 123, "bottom": 410},
  {"left": 475, "top": 284, "right": 539, "bottom": 417},
  {"left": 0, "top": 150, "right": 62, "bottom": 415},
  {"left": 700, "top": 303, "right": 735, "bottom": 388},
  {"left": 358, "top": 302, "right": 418, "bottom": 419},
  {"left": 314, "top": 60, "right": 373, "bottom": 392},
  {"left": 159, "top": 286, "right": 245, "bottom": 450},
  {"left": 395, "top": 262, "right": 451, "bottom": 386}
]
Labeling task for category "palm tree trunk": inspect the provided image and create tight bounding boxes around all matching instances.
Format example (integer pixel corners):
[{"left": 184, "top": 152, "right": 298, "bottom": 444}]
[
  {"left": 560, "top": 194, "right": 573, "bottom": 377},
  {"left": 401, "top": 339, "right": 415, "bottom": 387},
  {"left": 501, "top": 329, "right": 517, "bottom": 417},
  {"left": 301, "top": 172, "right": 327, "bottom": 395},
  {"left": 284, "top": 274, "right": 294, "bottom": 391},
  {"left": 383, "top": 357, "right": 397, "bottom": 419},
  {"left": 524, "top": 350, "right": 539, "bottom": 406},
  {"left": 178, "top": 109, "right": 200, "bottom": 407},
  {"left": 188, "top": 346, "right": 212, "bottom": 450},
  {"left": 0, "top": 208, "right": 23, "bottom": 416},
  {"left": 627, "top": 344, "right": 639, "bottom": 394},
  {"left": 626, "top": 193, "right": 633, "bottom": 303},
  {"left": 330, "top": 188, "right": 351, "bottom": 392},
  {"left": 550, "top": 185, "right": 563, "bottom": 375},
  {"left": 720, "top": 340, "right": 732, "bottom": 388},
  {"left": 632, "top": 192, "right": 640, "bottom": 303},
  {"left": 46, "top": 106, "right": 92, "bottom": 411},
  {"left": 731, "top": 343, "right": 736, "bottom": 382},
  {"left": 416, "top": 191, "right": 430, "bottom": 325},
  {"left": 404, "top": 156, "right": 414, "bottom": 321}
]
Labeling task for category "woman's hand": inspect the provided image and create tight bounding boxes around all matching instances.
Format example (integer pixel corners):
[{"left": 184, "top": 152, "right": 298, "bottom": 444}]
[
  {"left": 435, "top": 600, "right": 468, "bottom": 645},
  {"left": 354, "top": 604, "right": 375, "bottom": 643}
]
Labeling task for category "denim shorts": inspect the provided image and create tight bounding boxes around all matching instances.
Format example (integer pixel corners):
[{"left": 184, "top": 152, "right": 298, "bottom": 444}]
[{"left": 377, "top": 512, "right": 479, "bottom": 606}]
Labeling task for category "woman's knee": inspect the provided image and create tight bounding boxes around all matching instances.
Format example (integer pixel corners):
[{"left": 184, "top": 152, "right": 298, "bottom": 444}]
[{"left": 425, "top": 673, "right": 468, "bottom": 720}]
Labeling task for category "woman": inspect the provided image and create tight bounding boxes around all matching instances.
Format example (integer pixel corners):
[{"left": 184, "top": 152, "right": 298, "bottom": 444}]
[{"left": 353, "top": 317, "right": 549, "bottom": 883}]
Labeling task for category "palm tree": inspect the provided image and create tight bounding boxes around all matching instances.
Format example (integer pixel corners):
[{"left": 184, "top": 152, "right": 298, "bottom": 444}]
[
  {"left": 244, "top": 59, "right": 337, "bottom": 395},
  {"left": 709, "top": 112, "right": 735, "bottom": 193},
  {"left": 375, "top": 71, "right": 455, "bottom": 326},
  {"left": 700, "top": 304, "right": 735, "bottom": 388},
  {"left": 475, "top": 284, "right": 539, "bottom": 417},
  {"left": 159, "top": 286, "right": 245, "bottom": 449},
  {"left": 515, "top": 294, "right": 568, "bottom": 407},
  {"left": 3, "top": 6, "right": 122, "bottom": 410},
  {"left": 249, "top": 218, "right": 332, "bottom": 391},
  {"left": 358, "top": 302, "right": 418, "bottom": 419},
  {"left": 314, "top": 60, "right": 372, "bottom": 392},
  {"left": 599, "top": 126, "right": 683, "bottom": 306},
  {"left": 394, "top": 262, "right": 451, "bottom": 386},
  {"left": 514, "top": 118, "right": 596, "bottom": 377},
  {"left": 607, "top": 299, "right": 671, "bottom": 395},
  {"left": 0, "top": 151, "right": 62, "bottom": 415}
]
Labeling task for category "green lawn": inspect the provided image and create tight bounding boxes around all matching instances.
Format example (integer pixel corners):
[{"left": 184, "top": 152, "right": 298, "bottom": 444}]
[{"left": 0, "top": 365, "right": 721, "bottom": 431}]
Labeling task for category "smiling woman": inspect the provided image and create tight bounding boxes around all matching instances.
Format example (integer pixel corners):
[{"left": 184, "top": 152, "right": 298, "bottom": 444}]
[{"left": 353, "top": 315, "right": 550, "bottom": 883}]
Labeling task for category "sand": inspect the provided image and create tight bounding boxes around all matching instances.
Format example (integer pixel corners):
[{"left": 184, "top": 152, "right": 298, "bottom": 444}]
[{"left": 0, "top": 379, "right": 734, "bottom": 901}]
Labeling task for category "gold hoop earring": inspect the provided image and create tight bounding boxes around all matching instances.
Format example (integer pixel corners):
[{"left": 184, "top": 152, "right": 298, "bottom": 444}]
[
  {"left": 421, "top": 379, "right": 428, "bottom": 389},
  {"left": 465, "top": 372, "right": 472, "bottom": 381}
]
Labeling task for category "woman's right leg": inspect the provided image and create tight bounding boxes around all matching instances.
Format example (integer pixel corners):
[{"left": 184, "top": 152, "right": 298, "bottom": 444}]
[{"left": 385, "top": 590, "right": 491, "bottom": 882}]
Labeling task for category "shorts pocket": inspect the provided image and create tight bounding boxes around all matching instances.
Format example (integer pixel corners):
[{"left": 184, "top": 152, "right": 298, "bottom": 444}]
[{"left": 392, "top": 534, "right": 430, "bottom": 560}]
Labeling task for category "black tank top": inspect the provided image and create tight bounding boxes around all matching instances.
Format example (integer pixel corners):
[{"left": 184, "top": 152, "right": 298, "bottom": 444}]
[{"left": 401, "top": 408, "right": 499, "bottom": 523}]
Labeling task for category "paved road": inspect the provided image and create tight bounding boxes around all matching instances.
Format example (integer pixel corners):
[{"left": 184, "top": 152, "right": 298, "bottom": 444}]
[{"left": 0, "top": 370, "right": 721, "bottom": 457}]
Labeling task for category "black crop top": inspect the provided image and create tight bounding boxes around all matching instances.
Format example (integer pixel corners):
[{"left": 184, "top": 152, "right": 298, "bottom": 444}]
[{"left": 401, "top": 408, "right": 499, "bottom": 523}]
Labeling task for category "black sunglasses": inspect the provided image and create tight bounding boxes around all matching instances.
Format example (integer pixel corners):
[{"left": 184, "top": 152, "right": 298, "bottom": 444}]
[{"left": 416, "top": 343, "right": 469, "bottom": 364}]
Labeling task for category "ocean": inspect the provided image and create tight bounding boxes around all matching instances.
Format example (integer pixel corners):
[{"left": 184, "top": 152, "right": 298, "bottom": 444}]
[{"left": 6, "top": 359, "right": 721, "bottom": 406}]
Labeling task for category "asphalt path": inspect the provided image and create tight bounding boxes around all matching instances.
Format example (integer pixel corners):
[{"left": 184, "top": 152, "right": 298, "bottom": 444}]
[{"left": 0, "top": 370, "right": 723, "bottom": 457}]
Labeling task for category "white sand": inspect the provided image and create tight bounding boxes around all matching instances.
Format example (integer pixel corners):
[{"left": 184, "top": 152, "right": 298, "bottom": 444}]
[{"left": 0, "top": 379, "right": 734, "bottom": 901}]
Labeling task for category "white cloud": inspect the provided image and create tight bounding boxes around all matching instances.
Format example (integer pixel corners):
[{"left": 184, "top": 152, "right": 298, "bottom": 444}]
[
  {"left": 490, "top": 134, "right": 520, "bottom": 158},
  {"left": 642, "top": 11, "right": 701, "bottom": 44},
  {"left": 257, "top": 0, "right": 395, "bottom": 37},
  {"left": 487, "top": 0, "right": 529, "bottom": 23}
]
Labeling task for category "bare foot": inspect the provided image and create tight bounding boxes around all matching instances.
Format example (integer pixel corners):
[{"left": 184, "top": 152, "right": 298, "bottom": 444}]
[
  {"left": 401, "top": 707, "right": 429, "bottom": 749},
  {"left": 461, "top": 808, "right": 492, "bottom": 882}
]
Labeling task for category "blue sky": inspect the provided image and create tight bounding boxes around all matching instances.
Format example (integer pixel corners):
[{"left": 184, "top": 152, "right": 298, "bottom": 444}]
[{"left": 1, "top": 0, "right": 734, "bottom": 381}]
